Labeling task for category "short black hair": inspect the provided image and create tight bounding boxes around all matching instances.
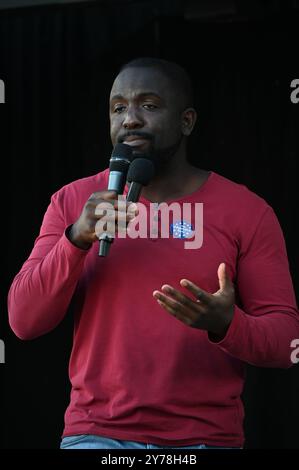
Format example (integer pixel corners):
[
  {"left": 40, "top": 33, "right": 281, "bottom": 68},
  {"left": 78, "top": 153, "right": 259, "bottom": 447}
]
[{"left": 119, "top": 57, "right": 194, "bottom": 109}]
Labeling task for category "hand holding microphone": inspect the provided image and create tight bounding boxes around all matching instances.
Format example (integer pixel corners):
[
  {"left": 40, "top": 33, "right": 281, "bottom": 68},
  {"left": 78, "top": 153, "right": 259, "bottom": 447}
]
[
  {"left": 98, "top": 143, "right": 133, "bottom": 256},
  {"left": 97, "top": 157, "right": 155, "bottom": 255},
  {"left": 68, "top": 144, "right": 134, "bottom": 252},
  {"left": 68, "top": 150, "right": 156, "bottom": 256},
  {"left": 98, "top": 155, "right": 156, "bottom": 255}
]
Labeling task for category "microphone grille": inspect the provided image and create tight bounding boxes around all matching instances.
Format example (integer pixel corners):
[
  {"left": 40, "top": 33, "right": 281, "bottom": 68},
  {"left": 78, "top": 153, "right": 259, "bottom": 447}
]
[
  {"left": 111, "top": 143, "right": 133, "bottom": 160},
  {"left": 109, "top": 159, "right": 129, "bottom": 172},
  {"left": 127, "top": 158, "right": 155, "bottom": 186}
]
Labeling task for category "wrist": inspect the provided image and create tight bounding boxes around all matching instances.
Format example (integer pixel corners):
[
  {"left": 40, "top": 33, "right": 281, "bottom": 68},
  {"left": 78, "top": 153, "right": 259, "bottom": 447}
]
[
  {"left": 208, "top": 305, "right": 234, "bottom": 342},
  {"left": 66, "top": 225, "right": 92, "bottom": 250}
]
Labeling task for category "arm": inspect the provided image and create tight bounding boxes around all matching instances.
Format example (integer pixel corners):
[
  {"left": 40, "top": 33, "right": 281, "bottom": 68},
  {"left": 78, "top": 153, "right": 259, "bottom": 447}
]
[
  {"left": 214, "top": 206, "right": 299, "bottom": 368},
  {"left": 153, "top": 206, "right": 299, "bottom": 368},
  {"left": 8, "top": 186, "right": 137, "bottom": 340},
  {"left": 7, "top": 190, "right": 89, "bottom": 340}
]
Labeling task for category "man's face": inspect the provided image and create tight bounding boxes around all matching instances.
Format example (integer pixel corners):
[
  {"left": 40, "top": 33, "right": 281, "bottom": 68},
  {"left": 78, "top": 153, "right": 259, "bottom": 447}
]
[{"left": 109, "top": 67, "right": 184, "bottom": 160}]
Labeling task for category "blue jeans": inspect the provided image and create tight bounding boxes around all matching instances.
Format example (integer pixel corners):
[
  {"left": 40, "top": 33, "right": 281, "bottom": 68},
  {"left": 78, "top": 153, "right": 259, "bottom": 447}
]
[{"left": 60, "top": 434, "right": 238, "bottom": 449}]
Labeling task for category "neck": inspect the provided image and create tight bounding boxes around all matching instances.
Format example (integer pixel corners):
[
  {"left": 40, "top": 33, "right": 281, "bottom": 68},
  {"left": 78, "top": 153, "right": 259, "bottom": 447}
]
[{"left": 141, "top": 146, "right": 206, "bottom": 203}]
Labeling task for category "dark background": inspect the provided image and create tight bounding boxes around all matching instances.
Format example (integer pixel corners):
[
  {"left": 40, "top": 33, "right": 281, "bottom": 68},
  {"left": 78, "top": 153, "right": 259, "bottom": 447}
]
[{"left": 0, "top": 0, "right": 299, "bottom": 449}]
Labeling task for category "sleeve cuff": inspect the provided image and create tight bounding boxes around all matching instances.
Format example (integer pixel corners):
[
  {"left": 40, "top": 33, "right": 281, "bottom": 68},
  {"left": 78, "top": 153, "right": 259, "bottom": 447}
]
[
  {"left": 207, "top": 305, "right": 247, "bottom": 356},
  {"left": 62, "top": 225, "right": 92, "bottom": 256}
]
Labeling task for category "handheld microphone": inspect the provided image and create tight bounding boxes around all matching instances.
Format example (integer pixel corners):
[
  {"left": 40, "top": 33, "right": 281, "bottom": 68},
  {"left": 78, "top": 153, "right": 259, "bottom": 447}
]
[
  {"left": 127, "top": 158, "right": 156, "bottom": 202},
  {"left": 99, "top": 143, "right": 133, "bottom": 257}
]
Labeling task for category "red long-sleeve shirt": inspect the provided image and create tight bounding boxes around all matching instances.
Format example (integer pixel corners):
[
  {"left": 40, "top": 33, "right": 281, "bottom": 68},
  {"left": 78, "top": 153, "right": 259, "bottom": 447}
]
[{"left": 8, "top": 170, "right": 299, "bottom": 447}]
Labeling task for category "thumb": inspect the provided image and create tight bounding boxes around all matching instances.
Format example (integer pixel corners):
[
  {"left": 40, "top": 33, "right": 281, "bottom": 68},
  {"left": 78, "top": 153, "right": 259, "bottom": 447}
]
[
  {"left": 218, "top": 262, "right": 229, "bottom": 292},
  {"left": 104, "top": 190, "right": 118, "bottom": 200}
]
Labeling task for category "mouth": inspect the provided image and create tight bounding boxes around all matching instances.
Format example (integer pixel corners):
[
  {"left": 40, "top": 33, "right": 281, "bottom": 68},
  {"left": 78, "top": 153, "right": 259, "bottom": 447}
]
[{"left": 123, "top": 136, "right": 150, "bottom": 147}]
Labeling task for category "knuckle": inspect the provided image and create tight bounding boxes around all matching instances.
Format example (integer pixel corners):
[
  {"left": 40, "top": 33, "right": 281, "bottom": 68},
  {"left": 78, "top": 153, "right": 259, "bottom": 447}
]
[
  {"left": 88, "top": 192, "right": 103, "bottom": 202},
  {"left": 95, "top": 201, "right": 113, "bottom": 216},
  {"left": 85, "top": 200, "right": 94, "bottom": 211},
  {"left": 86, "top": 219, "right": 95, "bottom": 231},
  {"left": 181, "top": 296, "right": 190, "bottom": 307},
  {"left": 191, "top": 315, "right": 201, "bottom": 328},
  {"left": 172, "top": 303, "right": 181, "bottom": 314}
]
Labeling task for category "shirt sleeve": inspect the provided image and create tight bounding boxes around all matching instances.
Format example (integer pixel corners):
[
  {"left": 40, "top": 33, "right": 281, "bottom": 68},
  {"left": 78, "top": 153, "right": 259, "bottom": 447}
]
[
  {"left": 210, "top": 205, "right": 299, "bottom": 368},
  {"left": 7, "top": 190, "right": 89, "bottom": 340}
]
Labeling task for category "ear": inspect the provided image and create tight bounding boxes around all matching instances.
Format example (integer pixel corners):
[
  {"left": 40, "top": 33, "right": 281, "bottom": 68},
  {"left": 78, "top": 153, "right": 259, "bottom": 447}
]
[{"left": 181, "top": 108, "right": 197, "bottom": 136}]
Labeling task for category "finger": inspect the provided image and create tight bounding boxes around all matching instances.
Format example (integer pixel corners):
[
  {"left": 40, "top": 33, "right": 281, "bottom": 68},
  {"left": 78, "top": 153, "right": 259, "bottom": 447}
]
[
  {"left": 114, "top": 199, "right": 139, "bottom": 212},
  {"left": 218, "top": 262, "right": 227, "bottom": 291},
  {"left": 153, "top": 290, "right": 201, "bottom": 323},
  {"left": 153, "top": 292, "right": 195, "bottom": 326},
  {"left": 95, "top": 203, "right": 132, "bottom": 219},
  {"left": 89, "top": 190, "right": 117, "bottom": 201},
  {"left": 160, "top": 284, "right": 202, "bottom": 311},
  {"left": 127, "top": 202, "right": 139, "bottom": 216},
  {"left": 94, "top": 201, "right": 115, "bottom": 217},
  {"left": 217, "top": 262, "right": 233, "bottom": 295},
  {"left": 180, "top": 279, "right": 212, "bottom": 304},
  {"left": 103, "top": 213, "right": 136, "bottom": 223},
  {"left": 115, "top": 214, "right": 136, "bottom": 235}
]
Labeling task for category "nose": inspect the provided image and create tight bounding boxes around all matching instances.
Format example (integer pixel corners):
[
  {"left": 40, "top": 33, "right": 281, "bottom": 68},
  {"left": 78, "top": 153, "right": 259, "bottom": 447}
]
[{"left": 122, "top": 105, "right": 144, "bottom": 129}]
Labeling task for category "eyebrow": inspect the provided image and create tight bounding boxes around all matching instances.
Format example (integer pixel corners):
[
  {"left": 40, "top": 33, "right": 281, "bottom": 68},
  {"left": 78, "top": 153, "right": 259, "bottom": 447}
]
[{"left": 110, "top": 92, "right": 163, "bottom": 102}]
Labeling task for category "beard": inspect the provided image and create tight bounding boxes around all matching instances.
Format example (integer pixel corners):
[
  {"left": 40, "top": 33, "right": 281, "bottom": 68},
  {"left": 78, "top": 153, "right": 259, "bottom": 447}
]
[{"left": 132, "top": 134, "right": 184, "bottom": 176}]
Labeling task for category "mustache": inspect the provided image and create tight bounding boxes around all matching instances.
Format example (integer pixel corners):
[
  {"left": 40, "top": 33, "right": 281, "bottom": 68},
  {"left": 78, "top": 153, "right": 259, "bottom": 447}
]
[{"left": 117, "top": 131, "right": 154, "bottom": 143}]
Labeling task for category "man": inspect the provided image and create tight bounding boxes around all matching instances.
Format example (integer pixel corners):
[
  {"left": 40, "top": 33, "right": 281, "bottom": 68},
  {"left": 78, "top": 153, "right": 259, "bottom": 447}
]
[{"left": 8, "top": 58, "right": 299, "bottom": 449}]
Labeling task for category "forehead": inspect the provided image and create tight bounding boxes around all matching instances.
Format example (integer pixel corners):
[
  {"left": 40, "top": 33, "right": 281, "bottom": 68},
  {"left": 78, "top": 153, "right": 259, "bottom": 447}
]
[{"left": 110, "top": 67, "right": 173, "bottom": 101}]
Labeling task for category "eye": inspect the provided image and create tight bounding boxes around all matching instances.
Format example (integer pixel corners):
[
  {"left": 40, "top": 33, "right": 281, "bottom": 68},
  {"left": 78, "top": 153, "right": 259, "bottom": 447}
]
[
  {"left": 143, "top": 103, "right": 157, "bottom": 110},
  {"left": 113, "top": 105, "right": 126, "bottom": 113}
]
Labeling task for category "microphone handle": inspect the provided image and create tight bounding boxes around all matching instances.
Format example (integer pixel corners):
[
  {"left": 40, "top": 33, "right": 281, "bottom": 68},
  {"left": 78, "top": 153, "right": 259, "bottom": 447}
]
[
  {"left": 98, "top": 171, "right": 124, "bottom": 258},
  {"left": 108, "top": 171, "right": 127, "bottom": 193},
  {"left": 127, "top": 182, "right": 143, "bottom": 203},
  {"left": 99, "top": 237, "right": 113, "bottom": 257},
  {"left": 98, "top": 182, "right": 143, "bottom": 257}
]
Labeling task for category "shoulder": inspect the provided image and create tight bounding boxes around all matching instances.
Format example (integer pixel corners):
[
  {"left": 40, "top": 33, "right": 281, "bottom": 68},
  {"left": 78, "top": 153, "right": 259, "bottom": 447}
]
[
  {"left": 60, "top": 168, "right": 109, "bottom": 196},
  {"left": 205, "top": 171, "right": 277, "bottom": 243},
  {"left": 48, "top": 169, "right": 109, "bottom": 221},
  {"left": 209, "top": 171, "right": 270, "bottom": 215},
  {"left": 52, "top": 168, "right": 109, "bottom": 202}
]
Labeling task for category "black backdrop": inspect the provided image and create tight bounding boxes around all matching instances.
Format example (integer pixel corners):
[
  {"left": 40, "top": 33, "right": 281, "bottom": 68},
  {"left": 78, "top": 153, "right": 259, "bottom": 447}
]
[{"left": 0, "top": 0, "right": 299, "bottom": 449}]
